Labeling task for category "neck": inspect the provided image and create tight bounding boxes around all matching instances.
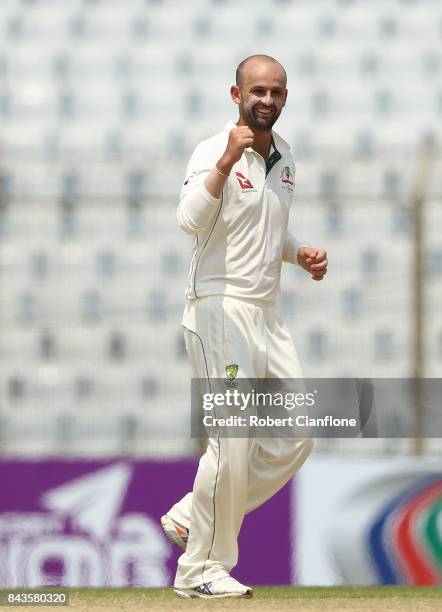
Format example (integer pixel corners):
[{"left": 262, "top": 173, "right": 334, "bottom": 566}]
[{"left": 236, "top": 117, "right": 272, "bottom": 161}]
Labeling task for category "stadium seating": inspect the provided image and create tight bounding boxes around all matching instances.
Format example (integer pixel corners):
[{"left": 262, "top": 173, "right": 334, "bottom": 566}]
[{"left": 0, "top": 0, "right": 440, "bottom": 455}]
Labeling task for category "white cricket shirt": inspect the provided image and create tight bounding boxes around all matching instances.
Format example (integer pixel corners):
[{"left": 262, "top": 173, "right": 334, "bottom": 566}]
[{"left": 177, "top": 120, "right": 305, "bottom": 303}]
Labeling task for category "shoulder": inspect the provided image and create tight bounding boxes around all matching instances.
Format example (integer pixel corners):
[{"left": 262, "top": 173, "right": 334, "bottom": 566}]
[
  {"left": 273, "top": 130, "right": 296, "bottom": 170},
  {"left": 272, "top": 129, "right": 291, "bottom": 155}
]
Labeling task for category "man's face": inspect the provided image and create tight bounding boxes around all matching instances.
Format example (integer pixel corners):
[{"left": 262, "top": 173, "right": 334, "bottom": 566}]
[{"left": 232, "top": 61, "right": 287, "bottom": 131}]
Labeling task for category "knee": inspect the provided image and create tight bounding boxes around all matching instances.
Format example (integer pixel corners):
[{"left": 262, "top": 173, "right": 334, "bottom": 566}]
[
  {"left": 303, "top": 438, "right": 314, "bottom": 455},
  {"left": 271, "top": 437, "right": 313, "bottom": 466},
  {"left": 287, "top": 437, "right": 314, "bottom": 464}
]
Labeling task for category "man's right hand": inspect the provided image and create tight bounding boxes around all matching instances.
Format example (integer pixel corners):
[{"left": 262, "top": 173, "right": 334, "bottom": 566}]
[{"left": 217, "top": 126, "right": 254, "bottom": 175}]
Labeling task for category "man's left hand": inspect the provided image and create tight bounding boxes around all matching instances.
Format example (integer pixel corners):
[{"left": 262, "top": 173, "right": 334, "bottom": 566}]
[{"left": 297, "top": 247, "right": 328, "bottom": 281}]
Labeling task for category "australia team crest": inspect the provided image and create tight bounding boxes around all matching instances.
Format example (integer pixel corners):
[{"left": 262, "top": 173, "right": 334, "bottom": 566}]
[
  {"left": 225, "top": 364, "right": 239, "bottom": 388},
  {"left": 226, "top": 364, "right": 238, "bottom": 381},
  {"left": 280, "top": 166, "right": 295, "bottom": 192}
]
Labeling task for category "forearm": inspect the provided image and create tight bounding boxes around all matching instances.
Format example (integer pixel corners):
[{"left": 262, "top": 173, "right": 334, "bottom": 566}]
[
  {"left": 283, "top": 232, "right": 308, "bottom": 265},
  {"left": 203, "top": 153, "right": 235, "bottom": 199}
]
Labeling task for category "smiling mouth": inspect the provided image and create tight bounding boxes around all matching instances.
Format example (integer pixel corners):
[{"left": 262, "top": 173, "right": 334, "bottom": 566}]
[{"left": 255, "top": 108, "right": 274, "bottom": 116}]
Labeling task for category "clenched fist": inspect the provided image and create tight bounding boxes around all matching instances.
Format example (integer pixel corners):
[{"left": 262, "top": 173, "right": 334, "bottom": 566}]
[
  {"left": 217, "top": 126, "right": 254, "bottom": 175},
  {"left": 225, "top": 126, "right": 254, "bottom": 164},
  {"left": 297, "top": 247, "right": 328, "bottom": 281}
]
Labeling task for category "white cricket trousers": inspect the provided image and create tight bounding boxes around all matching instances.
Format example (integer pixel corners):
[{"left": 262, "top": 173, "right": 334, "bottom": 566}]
[{"left": 170, "top": 295, "right": 313, "bottom": 589}]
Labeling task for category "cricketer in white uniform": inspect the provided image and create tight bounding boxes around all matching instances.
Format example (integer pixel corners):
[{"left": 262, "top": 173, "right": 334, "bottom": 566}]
[{"left": 161, "top": 54, "right": 328, "bottom": 600}]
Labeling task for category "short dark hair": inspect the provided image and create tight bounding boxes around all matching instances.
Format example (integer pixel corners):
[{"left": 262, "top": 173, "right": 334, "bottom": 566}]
[{"left": 235, "top": 54, "right": 287, "bottom": 87}]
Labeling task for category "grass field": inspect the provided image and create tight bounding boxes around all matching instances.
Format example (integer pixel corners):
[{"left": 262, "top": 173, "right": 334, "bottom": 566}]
[{"left": 2, "top": 587, "right": 442, "bottom": 612}]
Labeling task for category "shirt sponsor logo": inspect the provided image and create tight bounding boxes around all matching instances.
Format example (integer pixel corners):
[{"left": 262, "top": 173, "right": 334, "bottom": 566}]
[
  {"left": 281, "top": 166, "right": 294, "bottom": 191},
  {"left": 235, "top": 172, "right": 257, "bottom": 193}
]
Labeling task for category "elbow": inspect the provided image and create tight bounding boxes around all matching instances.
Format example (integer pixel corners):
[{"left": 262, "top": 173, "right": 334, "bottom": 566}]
[
  {"left": 176, "top": 187, "right": 220, "bottom": 234},
  {"left": 176, "top": 206, "right": 202, "bottom": 235}
]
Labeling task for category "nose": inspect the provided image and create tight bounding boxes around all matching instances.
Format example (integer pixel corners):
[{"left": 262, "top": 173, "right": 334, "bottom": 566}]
[{"left": 262, "top": 92, "right": 274, "bottom": 106}]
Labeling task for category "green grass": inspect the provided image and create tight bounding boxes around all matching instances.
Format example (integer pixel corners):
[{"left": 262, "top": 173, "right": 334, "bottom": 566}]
[
  {"left": 2, "top": 585, "right": 442, "bottom": 611},
  {"left": 256, "top": 586, "right": 442, "bottom": 599}
]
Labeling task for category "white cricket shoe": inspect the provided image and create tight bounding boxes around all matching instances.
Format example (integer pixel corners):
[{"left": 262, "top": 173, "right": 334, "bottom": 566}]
[
  {"left": 160, "top": 514, "right": 189, "bottom": 551},
  {"left": 174, "top": 575, "right": 253, "bottom": 599}
]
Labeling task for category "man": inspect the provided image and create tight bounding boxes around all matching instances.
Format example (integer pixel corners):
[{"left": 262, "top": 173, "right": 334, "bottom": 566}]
[{"left": 161, "top": 54, "right": 328, "bottom": 599}]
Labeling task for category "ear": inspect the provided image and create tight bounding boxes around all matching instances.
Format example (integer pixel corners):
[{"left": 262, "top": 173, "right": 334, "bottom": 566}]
[
  {"left": 230, "top": 84, "right": 241, "bottom": 106},
  {"left": 282, "top": 88, "right": 288, "bottom": 107}
]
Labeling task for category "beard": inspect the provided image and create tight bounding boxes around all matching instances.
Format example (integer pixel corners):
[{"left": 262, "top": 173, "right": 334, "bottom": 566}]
[{"left": 242, "top": 104, "right": 281, "bottom": 131}]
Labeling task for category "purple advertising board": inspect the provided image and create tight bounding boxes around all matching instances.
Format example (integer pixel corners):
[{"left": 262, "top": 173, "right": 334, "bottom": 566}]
[{"left": 0, "top": 460, "right": 293, "bottom": 587}]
